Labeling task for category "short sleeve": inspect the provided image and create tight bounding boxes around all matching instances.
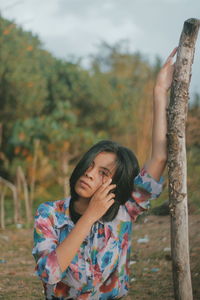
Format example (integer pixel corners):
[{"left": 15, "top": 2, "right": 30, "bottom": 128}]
[
  {"left": 125, "top": 167, "right": 164, "bottom": 221},
  {"left": 32, "top": 202, "right": 66, "bottom": 284}
]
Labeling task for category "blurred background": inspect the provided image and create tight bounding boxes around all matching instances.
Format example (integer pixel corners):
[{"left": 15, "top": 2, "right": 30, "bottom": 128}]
[{"left": 0, "top": 0, "right": 200, "bottom": 227}]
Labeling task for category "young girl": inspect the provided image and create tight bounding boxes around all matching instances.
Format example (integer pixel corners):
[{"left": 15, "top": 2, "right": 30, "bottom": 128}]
[{"left": 32, "top": 48, "right": 177, "bottom": 300}]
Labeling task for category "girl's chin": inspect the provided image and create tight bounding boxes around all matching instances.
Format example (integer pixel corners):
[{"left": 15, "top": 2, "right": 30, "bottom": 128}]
[{"left": 75, "top": 189, "right": 93, "bottom": 199}]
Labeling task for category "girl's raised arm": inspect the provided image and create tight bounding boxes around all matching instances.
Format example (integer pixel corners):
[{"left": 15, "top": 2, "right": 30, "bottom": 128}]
[{"left": 145, "top": 48, "right": 177, "bottom": 181}]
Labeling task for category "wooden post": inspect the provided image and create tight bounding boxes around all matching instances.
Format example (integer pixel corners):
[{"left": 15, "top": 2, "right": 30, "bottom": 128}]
[
  {"left": 0, "top": 176, "right": 19, "bottom": 224},
  {"left": 0, "top": 184, "right": 7, "bottom": 229},
  {"left": 18, "top": 166, "right": 33, "bottom": 224},
  {"left": 30, "top": 139, "right": 40, "bottom": 207},
  {"left": 167, "top": 18, "right": 200, "bottom": 300}
]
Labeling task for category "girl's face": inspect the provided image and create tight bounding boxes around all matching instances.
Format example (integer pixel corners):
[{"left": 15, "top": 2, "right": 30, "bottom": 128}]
[{"left": 75, "top": 151, "right": 117, "bottom": 200}]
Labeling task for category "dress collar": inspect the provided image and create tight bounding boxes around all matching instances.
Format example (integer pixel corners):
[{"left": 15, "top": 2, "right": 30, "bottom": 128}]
[{"left": 54, "top": 197, "right": 74, "bottom": 229}]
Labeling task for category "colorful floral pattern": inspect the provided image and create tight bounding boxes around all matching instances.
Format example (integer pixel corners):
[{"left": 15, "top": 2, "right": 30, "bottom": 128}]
[{"left": 32, "top": 167, "right": 163, "bottom": 299}]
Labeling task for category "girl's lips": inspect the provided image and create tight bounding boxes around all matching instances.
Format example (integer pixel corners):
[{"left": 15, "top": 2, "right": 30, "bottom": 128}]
[{"left": 79, "top": 179, "right": 91, "bottom": 189}]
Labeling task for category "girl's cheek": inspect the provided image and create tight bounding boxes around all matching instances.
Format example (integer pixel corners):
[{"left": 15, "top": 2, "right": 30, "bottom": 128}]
[
  {"left": 94, "top": 174, "right": 110, "bottom": 190},
  {"left": 101, "top": 175, "right": 108, "bottom": 184},
  {"left": 95, "top": 177, "right": 105, "bottom": 189},
  {"left": 102, "top": 174, "right": 112, "bottom": 184}
]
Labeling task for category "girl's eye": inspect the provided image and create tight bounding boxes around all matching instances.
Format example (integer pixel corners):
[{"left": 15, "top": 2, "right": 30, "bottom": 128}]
[{"left": 99, "top": 170, "right": 109, "bottom": 177}]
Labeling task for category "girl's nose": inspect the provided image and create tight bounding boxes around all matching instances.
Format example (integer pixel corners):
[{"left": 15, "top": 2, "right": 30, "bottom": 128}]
[
  {"left": 85, "top": 172, "right": 92, "bottom": 179},
  {"left": 85, "top": 165, "right": 95, "bottom": 179},
  {"left": 85, "top": 169, "right": 93, "bottom": 179}
]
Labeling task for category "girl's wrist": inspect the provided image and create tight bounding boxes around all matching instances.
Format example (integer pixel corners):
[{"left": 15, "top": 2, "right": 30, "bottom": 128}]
[
  {"left": 153, "top": 86, "right": 169, "bottom": 108},
  {"left": 153, "top": 85, "right": 168, "bottom": 95},
  {"left": 82, "top": 211, "right": 97, "bottom": 225}
]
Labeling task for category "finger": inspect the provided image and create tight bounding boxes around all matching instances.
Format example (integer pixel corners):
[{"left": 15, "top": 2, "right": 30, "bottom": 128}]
[
  {"left": 99, "top": 178, "right": 112, "bottom": 189},
  {"left": 107, "top": 198, "right": 115, "bottom": 208},
  {"left": 169, "top": 47, "right": 178, "bottom": 58},
  {"left": 105, "top": 177, "right": 112, "bottom": 185},
  {"left": 102, "top": 175, "right": 112, "bottom": 184},
  {"left": 106, "top": 192, "right": 115, "bottom": 200},
  {"left": 100, "top": 177, "right": 114, "bottom": 189},
  {"left": 165, "top": 47, "right": 178, "bottom": 65},
  {"left": 97, "top": 183, "right": 115, "bottom": 199},
  {"left": 102, "top": 184, "right": 116, "bottom": 195}
]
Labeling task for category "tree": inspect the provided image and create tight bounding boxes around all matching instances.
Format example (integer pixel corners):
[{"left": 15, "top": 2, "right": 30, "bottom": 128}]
[{"left": 167, "top": 18, "right": 200, "bottom": 300}]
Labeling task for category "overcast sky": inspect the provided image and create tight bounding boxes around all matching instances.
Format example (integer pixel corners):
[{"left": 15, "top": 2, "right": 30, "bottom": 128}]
[{"left": 1, "top": 0, "right": 200, "bottom": 95}]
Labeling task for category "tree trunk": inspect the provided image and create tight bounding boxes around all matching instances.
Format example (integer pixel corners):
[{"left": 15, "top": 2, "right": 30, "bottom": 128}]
[{"left": 167, "top": 18, "right": 200, "bottom": 300}]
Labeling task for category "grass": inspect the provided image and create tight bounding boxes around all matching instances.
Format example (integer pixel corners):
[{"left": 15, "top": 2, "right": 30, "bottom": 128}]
[{"left": 0, "top": 215, "right": 199, "bottom": 299}]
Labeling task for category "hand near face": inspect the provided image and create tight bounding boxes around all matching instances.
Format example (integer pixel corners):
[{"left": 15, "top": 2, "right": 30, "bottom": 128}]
[{"left": 84, "top": 178, "right": 116, "bottom": 222}]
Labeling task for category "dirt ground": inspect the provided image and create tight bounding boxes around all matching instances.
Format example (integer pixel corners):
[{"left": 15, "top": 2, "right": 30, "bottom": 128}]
[{"left": 0, "top": 215, "right": 199, "bottom": 300}]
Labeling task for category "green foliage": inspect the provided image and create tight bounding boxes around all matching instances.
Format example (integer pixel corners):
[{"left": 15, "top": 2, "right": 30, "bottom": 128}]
[{"left": 0, "top": 16, "right": 199, "bottom": 225}]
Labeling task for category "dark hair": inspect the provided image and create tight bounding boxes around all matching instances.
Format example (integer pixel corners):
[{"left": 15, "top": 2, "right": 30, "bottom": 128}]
[{"left": 69, "top": 140, "right": 140, "bottom": 222}]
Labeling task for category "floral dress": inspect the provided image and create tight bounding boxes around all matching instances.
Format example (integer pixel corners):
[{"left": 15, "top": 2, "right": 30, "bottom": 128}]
[{"left": 32, "top": 168, "right": 163, "bottom": 299}]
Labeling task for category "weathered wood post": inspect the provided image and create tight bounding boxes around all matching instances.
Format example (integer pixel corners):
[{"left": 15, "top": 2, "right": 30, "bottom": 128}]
[{"left": 167, "top": 18, "right": 200, "bottom": 300}]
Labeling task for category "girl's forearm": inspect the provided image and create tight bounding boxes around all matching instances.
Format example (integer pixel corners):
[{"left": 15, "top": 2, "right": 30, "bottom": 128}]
[
  {"left": 144, "top": 87, "right": 168, "bottom": 181},
  {"left": 151, "top": 86, "right": 168, "bottom": 161},
  {"left": 56, "top": 212, "right": 95, "bottom": 272},
  {"left": 56, "top": 181, "right": 115, "bottom": 272}
]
